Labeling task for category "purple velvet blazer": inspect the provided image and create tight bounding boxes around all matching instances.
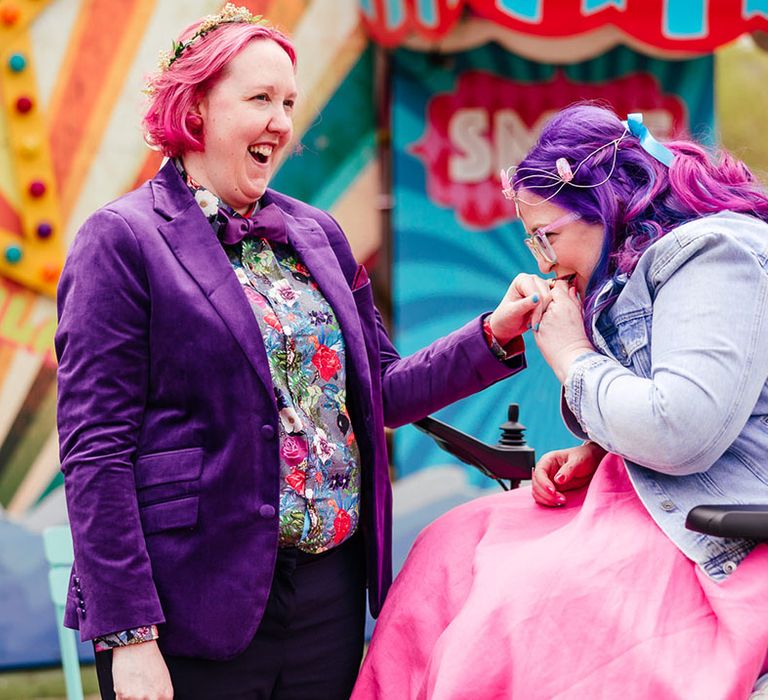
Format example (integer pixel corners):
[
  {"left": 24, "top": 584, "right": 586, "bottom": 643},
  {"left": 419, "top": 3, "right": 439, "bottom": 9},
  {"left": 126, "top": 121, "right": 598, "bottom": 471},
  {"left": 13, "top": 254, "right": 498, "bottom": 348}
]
[{"left": 55, "top": 159, "right": 524, "bottom": 659}]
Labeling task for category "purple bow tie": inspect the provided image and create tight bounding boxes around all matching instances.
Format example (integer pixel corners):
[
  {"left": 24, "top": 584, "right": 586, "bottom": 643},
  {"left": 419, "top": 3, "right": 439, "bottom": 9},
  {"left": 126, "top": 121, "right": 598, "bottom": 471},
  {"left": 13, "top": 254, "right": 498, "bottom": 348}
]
[{"left": 220, "top": 204, "right": 288, "bottom": 246}]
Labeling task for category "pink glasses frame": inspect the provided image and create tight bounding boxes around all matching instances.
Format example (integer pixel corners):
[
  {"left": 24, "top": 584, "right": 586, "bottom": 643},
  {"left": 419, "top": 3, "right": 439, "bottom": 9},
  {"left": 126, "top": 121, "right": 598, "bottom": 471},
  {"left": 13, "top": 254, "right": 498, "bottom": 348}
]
[{"left": 523, "top": 211, "right": 582, "bottom": 265}]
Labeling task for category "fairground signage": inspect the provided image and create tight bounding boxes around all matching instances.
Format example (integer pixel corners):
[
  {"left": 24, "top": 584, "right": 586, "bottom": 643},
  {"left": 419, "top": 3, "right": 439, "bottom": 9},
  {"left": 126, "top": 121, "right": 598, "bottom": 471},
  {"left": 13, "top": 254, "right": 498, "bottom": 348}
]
[
  {"left": 410, "top": 70, "right": 687, "bottom": 229},
  {"left": 359, "top": 0, "right": 768, "bottom": 51}
]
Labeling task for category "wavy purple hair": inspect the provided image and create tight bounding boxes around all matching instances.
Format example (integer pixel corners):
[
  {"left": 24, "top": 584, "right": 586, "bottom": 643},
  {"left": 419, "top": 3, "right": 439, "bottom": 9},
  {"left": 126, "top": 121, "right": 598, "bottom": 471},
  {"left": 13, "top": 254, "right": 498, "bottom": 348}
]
[
  {"left": 143, "top": 20, "right": 296, "bottom": 158},
  {"left": 513, "top": 103, "right": 768, "bottom": 335}
]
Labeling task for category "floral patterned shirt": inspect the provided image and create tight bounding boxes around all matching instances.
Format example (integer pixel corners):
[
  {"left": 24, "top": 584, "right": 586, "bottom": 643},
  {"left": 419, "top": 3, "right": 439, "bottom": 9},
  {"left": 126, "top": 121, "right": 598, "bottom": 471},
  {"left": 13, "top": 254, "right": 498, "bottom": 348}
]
[
  {"left": 228, "top": 225, "right": 362, "bottom": 553},
  {"left": 189, "top": 162, "right": 363, "bottom": 552},
  {"left": 190, "top": 165, "right": 362, "bottom": 551}
]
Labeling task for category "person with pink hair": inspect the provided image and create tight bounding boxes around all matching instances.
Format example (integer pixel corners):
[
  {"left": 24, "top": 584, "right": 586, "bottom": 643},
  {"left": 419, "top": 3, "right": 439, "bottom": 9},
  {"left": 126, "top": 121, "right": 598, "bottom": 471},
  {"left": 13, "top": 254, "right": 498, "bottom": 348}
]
[
  {"left": 354, "top": 104, "right": 768, "bottom": 698},
  {"left": 55, "top": 5, "right": 544, "bottom": 699}
]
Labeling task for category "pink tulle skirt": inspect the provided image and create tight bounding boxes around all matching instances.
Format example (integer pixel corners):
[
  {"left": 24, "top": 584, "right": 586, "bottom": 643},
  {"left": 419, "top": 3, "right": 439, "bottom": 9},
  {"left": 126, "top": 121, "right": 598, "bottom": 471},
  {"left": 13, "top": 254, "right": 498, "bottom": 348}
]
[{"left": 353, "top": 454, "right": 768, "bottom": 700}]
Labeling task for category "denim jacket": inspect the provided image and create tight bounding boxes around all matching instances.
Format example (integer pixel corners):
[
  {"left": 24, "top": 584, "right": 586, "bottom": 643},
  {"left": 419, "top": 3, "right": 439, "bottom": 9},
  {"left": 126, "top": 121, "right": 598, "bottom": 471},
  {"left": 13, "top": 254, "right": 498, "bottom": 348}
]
[{"left": 562, "top": 212, "right": 768, "bottom": 580}]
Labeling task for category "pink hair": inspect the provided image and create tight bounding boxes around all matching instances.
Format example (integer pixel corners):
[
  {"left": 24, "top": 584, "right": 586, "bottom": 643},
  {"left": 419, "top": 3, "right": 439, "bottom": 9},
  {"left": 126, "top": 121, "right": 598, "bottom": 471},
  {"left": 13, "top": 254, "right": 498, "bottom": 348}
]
[{"left": 143, "top": 21, "right": 296, "bottom": 157}]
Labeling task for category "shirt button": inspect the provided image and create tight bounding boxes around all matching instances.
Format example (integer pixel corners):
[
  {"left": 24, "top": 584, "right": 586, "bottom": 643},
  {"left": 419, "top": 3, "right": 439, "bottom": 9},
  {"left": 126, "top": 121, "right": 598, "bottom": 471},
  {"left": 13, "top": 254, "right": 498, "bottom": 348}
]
[
  {"left": 660, "top": 500, "right": 675, "bottom": 512},
  {"left": 261, "top": 424, "right": 275, "bottom": 440},
  {"left": 259, "top": 504, "right": 275, "bottom": 519},
  {"left": 723, "top": 561, "right": 737, "bottom": 575},
  {"left": 305, "top": 488, "right": 314, "bottom": 499}
]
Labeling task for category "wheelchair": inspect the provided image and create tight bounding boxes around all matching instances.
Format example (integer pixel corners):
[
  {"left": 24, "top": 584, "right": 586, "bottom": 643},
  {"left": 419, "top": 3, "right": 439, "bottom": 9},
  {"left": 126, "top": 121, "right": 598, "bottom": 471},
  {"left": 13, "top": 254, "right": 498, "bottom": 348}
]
[{"left": 414, "top": 405, "right": 768, "bottom": 698}]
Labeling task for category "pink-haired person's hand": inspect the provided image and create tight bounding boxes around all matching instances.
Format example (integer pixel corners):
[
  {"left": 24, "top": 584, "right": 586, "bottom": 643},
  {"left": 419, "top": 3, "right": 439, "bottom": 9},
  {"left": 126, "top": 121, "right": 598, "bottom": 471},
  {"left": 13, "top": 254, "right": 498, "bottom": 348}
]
[{"left": 487, "top": 273, "right": 554, "bottom": 343}]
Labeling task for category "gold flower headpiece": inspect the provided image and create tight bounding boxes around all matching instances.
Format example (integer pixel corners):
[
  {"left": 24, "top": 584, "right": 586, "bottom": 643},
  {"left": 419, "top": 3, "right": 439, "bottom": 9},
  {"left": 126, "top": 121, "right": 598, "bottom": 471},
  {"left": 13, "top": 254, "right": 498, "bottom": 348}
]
[{"left": 157, "top": 3, "right": 268, "bottom": 72}]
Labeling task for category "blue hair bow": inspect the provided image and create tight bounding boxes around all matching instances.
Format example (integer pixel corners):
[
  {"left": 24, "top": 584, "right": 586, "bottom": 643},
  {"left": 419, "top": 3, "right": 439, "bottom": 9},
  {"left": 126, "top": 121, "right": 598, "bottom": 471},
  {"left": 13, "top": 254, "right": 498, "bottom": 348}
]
[{"left": 621, "top": 113, "right": 675, "bottom": 167}]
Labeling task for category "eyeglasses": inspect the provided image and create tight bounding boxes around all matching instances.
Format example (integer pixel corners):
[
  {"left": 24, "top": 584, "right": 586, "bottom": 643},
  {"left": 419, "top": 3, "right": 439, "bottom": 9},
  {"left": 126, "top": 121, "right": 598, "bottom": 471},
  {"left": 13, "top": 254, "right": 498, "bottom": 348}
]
[{"left": 523, "top": 212, "right": 582, "bottom": 265}]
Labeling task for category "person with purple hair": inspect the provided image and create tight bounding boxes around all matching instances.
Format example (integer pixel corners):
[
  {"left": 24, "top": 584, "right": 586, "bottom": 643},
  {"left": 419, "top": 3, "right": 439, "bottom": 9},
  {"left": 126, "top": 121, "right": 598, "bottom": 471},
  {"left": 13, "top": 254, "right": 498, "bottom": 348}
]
[
  {"left": 353, "top": 103, "right": 768, "bottom": 698},
  {"left": 54, "top": 5, "right": 546, "bottom": 700}
]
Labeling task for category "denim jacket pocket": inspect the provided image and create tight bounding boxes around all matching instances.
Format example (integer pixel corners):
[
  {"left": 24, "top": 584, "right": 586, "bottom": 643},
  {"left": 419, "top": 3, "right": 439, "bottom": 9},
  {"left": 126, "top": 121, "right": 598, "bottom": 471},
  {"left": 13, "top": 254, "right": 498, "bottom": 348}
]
[{"left": 606, "top": 312, "right": 652, "bottom": 378}]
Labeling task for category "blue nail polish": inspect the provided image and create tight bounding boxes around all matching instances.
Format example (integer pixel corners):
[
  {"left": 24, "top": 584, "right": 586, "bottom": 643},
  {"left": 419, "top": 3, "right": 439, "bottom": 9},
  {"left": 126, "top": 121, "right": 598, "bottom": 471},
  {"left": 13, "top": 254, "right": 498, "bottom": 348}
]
[
  {"left": 533, "top": 322, "right": 540, "bottom": 332},
  {"left": 532, "top": 294, "right": 540, "bottom": 303}
]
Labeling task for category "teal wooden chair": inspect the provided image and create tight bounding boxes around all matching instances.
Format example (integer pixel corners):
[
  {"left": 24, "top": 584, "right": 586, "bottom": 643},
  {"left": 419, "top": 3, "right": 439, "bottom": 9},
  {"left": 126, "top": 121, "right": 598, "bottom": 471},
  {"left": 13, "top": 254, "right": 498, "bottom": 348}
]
[{"left": 42, "top": 525, "right": 84, "bottom": 700}]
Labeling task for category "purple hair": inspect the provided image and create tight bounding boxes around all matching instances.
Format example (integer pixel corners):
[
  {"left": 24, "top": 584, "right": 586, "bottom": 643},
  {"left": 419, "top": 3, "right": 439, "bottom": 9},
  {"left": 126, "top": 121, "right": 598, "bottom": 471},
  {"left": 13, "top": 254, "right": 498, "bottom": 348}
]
[
  {"left": 513, "top": 103, "right": 768, "bottom": 336},
  {"left": 143, "top": 21, "right": 296, "bottom": 158}
]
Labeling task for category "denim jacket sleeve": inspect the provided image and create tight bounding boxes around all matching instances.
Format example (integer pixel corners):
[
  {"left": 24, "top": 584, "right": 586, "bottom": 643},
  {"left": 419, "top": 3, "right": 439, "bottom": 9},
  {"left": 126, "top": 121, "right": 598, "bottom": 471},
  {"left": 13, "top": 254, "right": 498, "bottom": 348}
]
[{"left": 564, "top": 222, "right": 768, "bottom": 476}]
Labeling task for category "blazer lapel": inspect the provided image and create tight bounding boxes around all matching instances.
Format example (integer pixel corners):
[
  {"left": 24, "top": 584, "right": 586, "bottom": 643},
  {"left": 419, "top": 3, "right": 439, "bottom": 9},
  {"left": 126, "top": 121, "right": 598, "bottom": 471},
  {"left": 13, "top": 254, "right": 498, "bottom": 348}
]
[
  {"left": 278, "top": 210, "right": 372, "bottom": 395},
  {"left": 151, "top": 162, "right": 276, "bottom": 402}
]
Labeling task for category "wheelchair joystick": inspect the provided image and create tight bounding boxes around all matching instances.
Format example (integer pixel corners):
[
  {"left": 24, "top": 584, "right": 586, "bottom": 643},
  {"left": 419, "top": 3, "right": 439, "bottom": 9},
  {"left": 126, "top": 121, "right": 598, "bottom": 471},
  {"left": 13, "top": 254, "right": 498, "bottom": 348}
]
[{"left": 498, "top": 403, "right": 527, "bottom": 448}]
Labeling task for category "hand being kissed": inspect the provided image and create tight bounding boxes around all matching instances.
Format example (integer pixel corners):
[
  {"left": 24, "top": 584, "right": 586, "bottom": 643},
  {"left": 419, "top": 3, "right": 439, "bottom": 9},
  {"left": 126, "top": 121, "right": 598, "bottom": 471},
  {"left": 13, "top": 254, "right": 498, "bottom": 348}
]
[{"left": 534, "top": 280, "right": 595, "bottom": 383}]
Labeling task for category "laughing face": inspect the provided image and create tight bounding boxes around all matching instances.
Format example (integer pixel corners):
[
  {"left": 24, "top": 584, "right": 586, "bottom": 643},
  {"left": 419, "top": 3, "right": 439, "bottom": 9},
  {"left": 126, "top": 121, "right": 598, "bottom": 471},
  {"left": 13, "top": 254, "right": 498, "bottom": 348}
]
[
  {"left": 185, "top": 39, "right": 296, "bottom": 214},
  {"left": 515, "top": 191, "right": 605, "bottom": 297}
]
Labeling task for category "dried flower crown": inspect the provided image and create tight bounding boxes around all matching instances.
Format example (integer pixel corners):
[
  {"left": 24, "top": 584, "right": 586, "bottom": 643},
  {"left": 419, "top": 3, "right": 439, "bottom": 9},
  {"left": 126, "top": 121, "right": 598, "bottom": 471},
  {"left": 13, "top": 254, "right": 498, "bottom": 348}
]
[
  {"left": 500, "top": 113, "right": 675, "bottom": 209},
  {"left": 500, "top": 129, "right": 628, "bottom": 208},
  {"left": 157, "top": 3, "right": 268, "bottom": 71}
]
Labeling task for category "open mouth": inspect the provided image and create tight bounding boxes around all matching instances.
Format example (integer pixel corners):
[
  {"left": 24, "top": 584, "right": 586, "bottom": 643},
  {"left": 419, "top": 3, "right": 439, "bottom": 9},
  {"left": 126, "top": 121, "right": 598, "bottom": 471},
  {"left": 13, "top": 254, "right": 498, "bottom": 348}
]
[{"left": 248, "top": 143, "right": 273, "bottom": 164}]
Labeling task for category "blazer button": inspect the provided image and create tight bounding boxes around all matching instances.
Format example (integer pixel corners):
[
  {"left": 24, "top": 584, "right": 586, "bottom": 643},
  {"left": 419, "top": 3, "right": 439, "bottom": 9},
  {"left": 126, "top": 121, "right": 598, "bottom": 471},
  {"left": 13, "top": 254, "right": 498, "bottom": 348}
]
[
  {"left": 261, "top": 424, "right": 276, "bottom": 440},
  {"left": 259, "top": 504, "right": 276, "bottom": 519}
]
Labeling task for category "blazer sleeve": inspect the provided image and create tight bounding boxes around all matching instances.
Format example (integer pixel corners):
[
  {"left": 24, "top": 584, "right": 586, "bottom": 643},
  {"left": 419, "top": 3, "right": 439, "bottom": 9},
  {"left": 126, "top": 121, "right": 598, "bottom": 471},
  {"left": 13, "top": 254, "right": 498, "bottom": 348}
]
[
  {"left": 55, "top": 207, "right": 165, "bottom": 640},
  {"left": 378, "top": 313, "right": 525, "bottom": 428}
]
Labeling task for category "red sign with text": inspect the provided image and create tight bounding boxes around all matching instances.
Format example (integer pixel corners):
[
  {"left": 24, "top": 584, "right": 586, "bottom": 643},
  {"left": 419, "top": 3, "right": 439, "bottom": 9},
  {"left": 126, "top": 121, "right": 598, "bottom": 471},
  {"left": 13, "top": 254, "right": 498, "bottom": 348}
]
[{"left": 410, "top": 71, "right": 687, "bottom": 229}]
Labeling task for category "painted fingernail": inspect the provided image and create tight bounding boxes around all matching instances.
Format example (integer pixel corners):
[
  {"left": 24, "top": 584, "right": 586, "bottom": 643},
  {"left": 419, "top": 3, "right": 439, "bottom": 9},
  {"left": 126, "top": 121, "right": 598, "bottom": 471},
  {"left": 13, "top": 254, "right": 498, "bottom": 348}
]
[
  {"left": 555, "top": 474, "right": 566, "bottom": 484},
  {"left": 546, "top": 485, "right": 556, "bottom": 495},
  {"left": 556, "top": 496, "right": 566, "bottom": 505},
  {"left": 532, "top": 294, "right": 540, "bottom": 303}
]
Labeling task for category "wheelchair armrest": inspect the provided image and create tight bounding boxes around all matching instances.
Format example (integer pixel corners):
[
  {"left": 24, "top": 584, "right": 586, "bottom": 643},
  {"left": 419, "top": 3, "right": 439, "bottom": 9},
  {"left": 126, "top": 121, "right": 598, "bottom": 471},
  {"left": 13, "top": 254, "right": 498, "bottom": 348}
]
[
  {"left": 413, "top": 413, "right": 535, "bottom": 483},
  {"left": 685, "top": 504, "right": 768, "bottom": 541}
]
